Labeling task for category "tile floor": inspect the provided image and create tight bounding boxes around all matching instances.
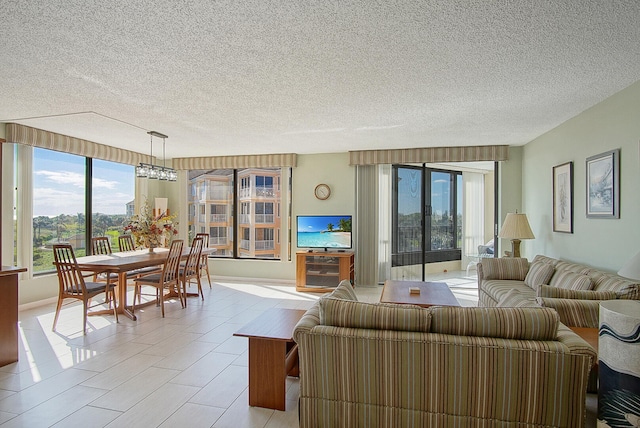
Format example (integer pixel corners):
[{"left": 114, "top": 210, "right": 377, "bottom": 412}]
[{"left": 0, "top": 271, "right": 596, "bottom": 427}]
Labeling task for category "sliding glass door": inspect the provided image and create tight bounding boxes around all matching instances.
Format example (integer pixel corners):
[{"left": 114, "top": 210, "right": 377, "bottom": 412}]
[{"left": 392, "top": 165, "right": 462, "bottom": 281}]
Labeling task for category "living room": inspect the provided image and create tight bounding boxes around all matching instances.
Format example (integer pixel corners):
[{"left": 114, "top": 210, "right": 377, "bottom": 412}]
[{"left": 1, "top": 2, "right": 640, "bottom": 427}]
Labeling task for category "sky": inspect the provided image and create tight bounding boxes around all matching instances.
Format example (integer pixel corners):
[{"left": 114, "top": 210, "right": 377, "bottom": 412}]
[
  {"left": 33, "top": 148, "right": 134, "bottom": 217},
  {"left": 297, "top": 215, "right": 351, "bottom": 232},
  {"left": 396, "top": 168, "right": 462, "bottom": 216}
]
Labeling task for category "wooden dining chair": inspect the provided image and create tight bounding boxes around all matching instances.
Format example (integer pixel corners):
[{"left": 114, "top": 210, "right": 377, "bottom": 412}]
[
  {"left": 118, "top": 234, "right": 162, "bottom": 305},
  {"left": 133, "top": 240, "right": 184, "bottom": 317},
  {"left": 90, "top": 236, "right": 118, "bottom": 306},
  {"left": 52, "top": 244, "right": 119, "bottom": 334},
  {"left": 180, "top": 237, "right": 204, "bottom": 305},
  {"left": 118, "top": 234, "right": 136, "bottom": 252},
  {"left": 195, "top": 233, "right": 212, "bottom": 288},
  {"left": 91, "top": 236, "right": 112, "bottom": 255}
]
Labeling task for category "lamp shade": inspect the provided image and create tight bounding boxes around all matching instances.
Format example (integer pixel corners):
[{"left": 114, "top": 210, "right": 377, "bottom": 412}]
[
  {"left": 498, "top": 213, "right": 535, "bottom": 239},
  {"left": 618, "top": 250, "right": 640, "bottom": 281}
]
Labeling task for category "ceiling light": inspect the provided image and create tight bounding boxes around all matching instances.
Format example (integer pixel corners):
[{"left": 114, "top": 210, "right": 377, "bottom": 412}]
[{"left": 135, "top": 131, "right": 177, "bottom": 182}]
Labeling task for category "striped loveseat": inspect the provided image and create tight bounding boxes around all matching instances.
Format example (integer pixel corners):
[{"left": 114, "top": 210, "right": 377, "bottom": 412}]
[
  {"left": 293, "top": 281, "right": 596, "bottom": 428},
  {"left": 478, "top": 255, "right": 640, "bottom": 328}
]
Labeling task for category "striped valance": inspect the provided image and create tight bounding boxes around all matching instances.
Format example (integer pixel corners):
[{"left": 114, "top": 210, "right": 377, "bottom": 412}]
[
  {"left": 5, "top": 123, "right": 150, "bottom": 166},
  {"left": 349, "top": 145, "right": 509, "bottom": 165},
  {"left": 173, "top": 153, "right": 297, "bottom": 170}
]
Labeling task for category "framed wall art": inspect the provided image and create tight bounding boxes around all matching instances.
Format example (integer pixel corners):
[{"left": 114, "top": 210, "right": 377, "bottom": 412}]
[
  {"left": 586, "top": 149, "right": 620, "bottom": 219},
  {"left": 553, "top": 161, "right": 573, "bottom": 233}
]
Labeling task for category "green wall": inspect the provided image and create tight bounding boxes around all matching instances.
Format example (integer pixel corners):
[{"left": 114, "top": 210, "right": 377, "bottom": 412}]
[{"left": 522, "top": 80, "right": 640, "bottom": 272}]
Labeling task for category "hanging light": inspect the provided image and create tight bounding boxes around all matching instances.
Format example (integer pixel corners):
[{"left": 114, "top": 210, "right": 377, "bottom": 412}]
[{"left": 136, "top": 131, "right": 177, "bottom": 182}]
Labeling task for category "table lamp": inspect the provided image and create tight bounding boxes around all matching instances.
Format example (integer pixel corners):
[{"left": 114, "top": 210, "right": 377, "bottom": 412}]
[
  {"left": 618, "top": 250, "right": 640, "bottom": 281},
  {"left": 498, "top": 212, "right": 535, "bottom": 258}
]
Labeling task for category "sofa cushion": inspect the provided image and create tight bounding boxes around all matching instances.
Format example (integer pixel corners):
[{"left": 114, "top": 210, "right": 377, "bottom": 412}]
[
  {"left": 532, "top": 254, "right": 559, "bottom": 266},
  {"left": 430, "top": 306, "right": 559, "bottom": 341},
  {"left": 327, "top": 279, "right": 358, "bottom": 301},
  {"left": 524, "top": 262, "right": 555, "bottom": 290},
  {"left": 555, "top": 260, "right": 593, "bottom": 275},
  {"left": 497, "top": 289, "right": 539, "bottom": 307},
  {"left": 480, "top": 257, "right": 529, "bottom": 281},
  {"left": 550, "top": 271, "right": 594, "bottom": 290},
  {"left": 319, "top": 298, "right": 431, "bottom": 332},
  {"left": 592, "top": 274, "right": 640, "bottom": 299}
]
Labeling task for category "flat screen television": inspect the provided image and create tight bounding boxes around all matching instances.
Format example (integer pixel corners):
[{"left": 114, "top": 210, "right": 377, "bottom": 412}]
[{"left": 297, "top": 215, "right": 352, "bottom": 250}]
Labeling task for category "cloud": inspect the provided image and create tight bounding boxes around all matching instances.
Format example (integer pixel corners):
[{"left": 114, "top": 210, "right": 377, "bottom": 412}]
[
  {"left": 34, "top": 170, "right": 118, "bottom": 189},
  {"left": 35, "top": 170, "right": 85, "bottom": 187},
  {"left": 33, "top": 187, "right": 85, "bottom": 216}
]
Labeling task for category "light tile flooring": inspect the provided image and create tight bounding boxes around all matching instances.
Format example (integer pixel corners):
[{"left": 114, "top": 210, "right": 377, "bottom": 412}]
[{"left": 0, "top": 271, "right": 596, "bottom": 427}]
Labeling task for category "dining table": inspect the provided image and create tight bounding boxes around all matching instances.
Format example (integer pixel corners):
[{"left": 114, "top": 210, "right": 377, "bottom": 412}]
[{"left": 74, "top": 246, "right": 215, "bottom": 321}]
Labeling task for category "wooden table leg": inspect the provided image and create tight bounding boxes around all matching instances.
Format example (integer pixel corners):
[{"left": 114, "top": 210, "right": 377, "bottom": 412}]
[
  {"left": 248, "top": 337, "right": 289, "bottom": 411},
  {"left": 89, "top": 271, "right": 137, "bottom": 321}
]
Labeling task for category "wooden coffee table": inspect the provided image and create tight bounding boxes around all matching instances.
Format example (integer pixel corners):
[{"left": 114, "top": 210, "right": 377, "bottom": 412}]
[
  {"left": 233, "top": 308, "right": 306, "bottom": 410},
  {"left": 380, "top": 280, "right": 460, "bottom": 307}
]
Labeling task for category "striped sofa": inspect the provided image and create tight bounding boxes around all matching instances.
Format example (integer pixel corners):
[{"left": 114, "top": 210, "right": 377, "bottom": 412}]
[
  {"left": 478, "top": 255, "right": 640, "bottom": 328},
  {"left": 293, "top": 281, "right": 596, "bottom": 427}
]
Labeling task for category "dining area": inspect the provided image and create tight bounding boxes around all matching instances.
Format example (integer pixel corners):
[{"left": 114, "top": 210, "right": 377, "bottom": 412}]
[{"left": 51, "top": 234, "right": 214, "bottom": 335}]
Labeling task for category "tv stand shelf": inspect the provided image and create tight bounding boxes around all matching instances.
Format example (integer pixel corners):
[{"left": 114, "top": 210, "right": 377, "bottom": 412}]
[{"left": 296, "top": 251, "right": 355, "bottom": 292}]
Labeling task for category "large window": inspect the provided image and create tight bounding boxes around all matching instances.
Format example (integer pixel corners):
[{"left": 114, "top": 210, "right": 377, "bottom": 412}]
[
  {"left": 92, "top": 159, "right": 135, "bottom": 251},
  {"left": 31, "top": 148, "right": 134, "bottom": 273},
  {"left": 392, "top": 165, "right": 462, "bottom": 272},
  {"left": 188, "top": 167, "right": 289, "bottom": 260}
]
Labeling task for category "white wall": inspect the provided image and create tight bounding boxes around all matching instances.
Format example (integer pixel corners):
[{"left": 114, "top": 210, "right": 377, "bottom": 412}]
[{"left": 522, "top": 80, "right": 640, "bottom": 272}]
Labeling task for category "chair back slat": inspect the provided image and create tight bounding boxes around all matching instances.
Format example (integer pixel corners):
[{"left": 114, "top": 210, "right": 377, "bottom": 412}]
[
  {"left": 118, "top": 235, "right": 136, "bottom": 252},
  {"left": 162, "top": 240, "right": 184, "bottom": 283},
  {"left": 184, "top": 237, "right": 204, "bottom": 277},
  {"left": 195, "top": 233, "right": 209, "bottom": 248},
  {"left": 53, "top": 244, "right": 87, "bottom": 295},
  {"left": 92, "top": 237, "right": 112, "bottom": 255}
]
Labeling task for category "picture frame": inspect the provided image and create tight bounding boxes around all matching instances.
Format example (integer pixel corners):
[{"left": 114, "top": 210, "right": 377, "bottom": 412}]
[
  {"left": 553, "top": 161, "right": 573, "bottom": 233},
  {"left": 586, "top": 149, "right": 620, "bottom": 219}
]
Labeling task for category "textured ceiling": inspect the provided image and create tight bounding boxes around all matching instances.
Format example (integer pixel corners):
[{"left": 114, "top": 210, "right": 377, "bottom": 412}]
[{"left": 2, "top": 1, "right": 640, "bottom": 159}]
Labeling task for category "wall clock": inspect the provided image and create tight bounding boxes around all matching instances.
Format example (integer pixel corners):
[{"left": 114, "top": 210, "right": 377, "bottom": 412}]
[{"left": 314, "top": 183, "right": 331, "bottom": 200}]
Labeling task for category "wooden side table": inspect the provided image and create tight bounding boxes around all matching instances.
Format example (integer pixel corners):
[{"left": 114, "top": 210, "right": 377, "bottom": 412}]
[
  {"left": 1, "top": 266, "right": 27, "bottom": 367},
  {"left": 234, "top": 308, "right": 306, "bottom": 410}
]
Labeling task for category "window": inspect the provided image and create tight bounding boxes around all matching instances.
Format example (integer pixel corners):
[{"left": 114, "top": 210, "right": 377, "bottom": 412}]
[
  {"left": 187, "top": 167, "right": 289, "bottom": 260},
  {"left": 92, "top": 159, "right": 135, "bottom": 251},
  {"left": 29, "top": 147, "right": 135, "bottom": 273},
  {"left": 33, "top": 149, "right": 86, "bottom": 273},
  {"left": 392, "top": 165, "right": 462, "bottom": 270}
]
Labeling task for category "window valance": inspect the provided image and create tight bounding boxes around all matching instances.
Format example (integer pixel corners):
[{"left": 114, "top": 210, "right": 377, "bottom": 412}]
[
  {"left": 349, "top": 145, "right": 509, "bottom": 165},
  {"left": 5, "top": 123, "right": 150, "bottom": 166},
  {"left": 172, "top": 153, "right": 297, "bottom": 170}
]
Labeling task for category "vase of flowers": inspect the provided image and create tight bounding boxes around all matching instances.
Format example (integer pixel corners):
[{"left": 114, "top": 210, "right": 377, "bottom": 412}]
[{"left": 123, "top": 199, "right": 178, "bottom": 251}]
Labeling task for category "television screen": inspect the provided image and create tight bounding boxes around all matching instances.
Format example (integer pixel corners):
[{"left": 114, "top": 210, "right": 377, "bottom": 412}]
[{"left": 297, "top": 215, "right": 352, "bottom": 250}]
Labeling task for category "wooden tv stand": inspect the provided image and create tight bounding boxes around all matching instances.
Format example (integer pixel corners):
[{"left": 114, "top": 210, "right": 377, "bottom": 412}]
[{"left": 296, "top": 250, "right": 354, "bottom": 292}]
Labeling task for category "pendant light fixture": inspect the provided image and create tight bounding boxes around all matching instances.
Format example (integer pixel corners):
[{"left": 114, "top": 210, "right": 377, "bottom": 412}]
[{"left": 135, "top": 131, "right": 177, "bottom": 182}]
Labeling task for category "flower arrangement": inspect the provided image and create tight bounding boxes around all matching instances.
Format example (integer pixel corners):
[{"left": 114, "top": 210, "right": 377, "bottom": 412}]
[{"left": 123, "top": 200, "right": 178, "bottom": 250}]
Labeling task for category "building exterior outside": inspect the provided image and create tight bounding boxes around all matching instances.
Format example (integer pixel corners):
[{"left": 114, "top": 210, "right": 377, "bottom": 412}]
[{"left": 188, "top": 168, "right": 283, "bottom": 259}]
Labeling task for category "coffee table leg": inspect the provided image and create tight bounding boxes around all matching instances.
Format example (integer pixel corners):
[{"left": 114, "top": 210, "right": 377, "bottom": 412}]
[{"left": 248, "top": 338, "right": 288, "bottom": 410}]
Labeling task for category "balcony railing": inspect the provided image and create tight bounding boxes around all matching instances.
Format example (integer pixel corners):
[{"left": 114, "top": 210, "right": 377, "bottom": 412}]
[
  {"left": 210, "top": 236, "right": 227, "bottom": 245},
  {"left": 255, "top": 214, "right": 274, "bottom": 223},
  {"left": 210, "top": 214, "right": 227, "bottom": 223},
  {"left": 255, "top": 240, "right": 274, "bottom": 250}
]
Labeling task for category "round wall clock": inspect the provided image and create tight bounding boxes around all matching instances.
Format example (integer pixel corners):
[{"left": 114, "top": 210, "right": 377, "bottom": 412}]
[{"left": 314, "top": 183, "right": 331, "bottom": 200}]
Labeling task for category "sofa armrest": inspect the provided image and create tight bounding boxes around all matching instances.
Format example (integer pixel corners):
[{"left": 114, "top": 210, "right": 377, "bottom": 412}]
[
  {"left": 536, "top": 297, "right": 601, "bottom": 328},
  {"left": 293, "top": 302, "right": 321, "bottom": 343},
  {"left": 537, "top": 285, "right": 616, "bottom": 300}
]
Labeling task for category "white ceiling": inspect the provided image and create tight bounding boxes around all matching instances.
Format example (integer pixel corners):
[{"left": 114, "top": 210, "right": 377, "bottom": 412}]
[{"left": 2, "top": 1, "right": 640, "bottom": 160}]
